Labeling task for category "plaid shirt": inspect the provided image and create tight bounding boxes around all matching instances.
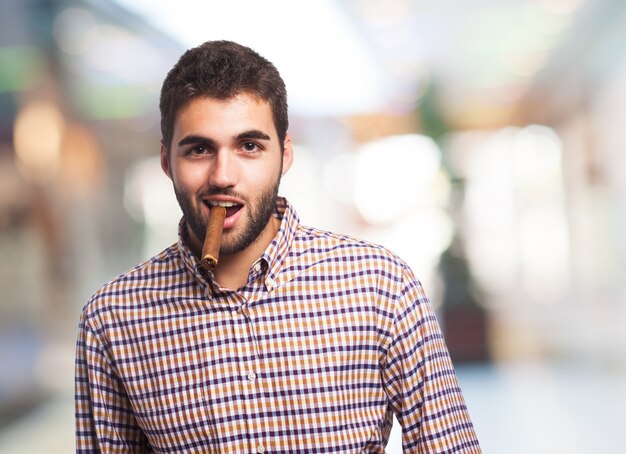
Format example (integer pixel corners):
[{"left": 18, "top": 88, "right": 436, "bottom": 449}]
[{"left": 75, "top": 197, "right": 480, "bottom": 453}]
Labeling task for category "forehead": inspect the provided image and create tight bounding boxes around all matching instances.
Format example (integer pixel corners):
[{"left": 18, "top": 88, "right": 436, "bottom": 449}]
[{"left": 173, "top": 94, "right": 277, "bottom": 139}]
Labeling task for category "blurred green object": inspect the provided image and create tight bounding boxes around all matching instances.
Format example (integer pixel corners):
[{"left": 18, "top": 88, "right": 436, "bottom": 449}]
[{"left": 0, "top": 46, "right": 44, "bottom": 93}]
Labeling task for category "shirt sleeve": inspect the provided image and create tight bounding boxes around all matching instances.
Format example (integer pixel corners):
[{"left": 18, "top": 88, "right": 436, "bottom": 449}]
[
  {"left": 75, "top": 310, "right": 151, "bottom": 453},
  {"left": 380, "top": 265, "right": 481, "bottom": 453}
]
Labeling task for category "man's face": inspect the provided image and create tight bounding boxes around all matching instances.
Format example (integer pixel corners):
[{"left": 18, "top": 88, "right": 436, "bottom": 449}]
[{"left": 161, "top": 93, "right": 292, "bottom": 256}]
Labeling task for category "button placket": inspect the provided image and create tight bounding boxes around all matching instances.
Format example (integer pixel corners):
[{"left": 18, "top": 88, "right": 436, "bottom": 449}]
[
  {"left": 241, "top": 309, "right": 259, "bottom": 385},
  {"left": 230, "top": 287, "right": 266, "bottom": 451},
  {"left": 229, "top": 294, "right": 257, "bottom": 444}
]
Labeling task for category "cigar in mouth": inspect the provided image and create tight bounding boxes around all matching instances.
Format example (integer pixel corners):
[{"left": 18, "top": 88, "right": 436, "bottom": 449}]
[{"left": 200, "top": 205, "right": 226, "bottom": 271}]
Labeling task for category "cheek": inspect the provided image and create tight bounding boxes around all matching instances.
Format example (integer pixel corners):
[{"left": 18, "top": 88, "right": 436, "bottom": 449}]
[
  {"left": 252, "top": 158, "right": 283, "bottom": 186},
  {"left": 172, "top": 162, "right": 209, "bottom": 192},
  {"left": 246, "top": 174, "right": 275, "bottom": 198}
]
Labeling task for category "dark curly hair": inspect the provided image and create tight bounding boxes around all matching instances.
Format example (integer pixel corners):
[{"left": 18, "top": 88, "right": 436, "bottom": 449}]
[{"left": 159, "top": 40, "right": 288, "bottom": 152}]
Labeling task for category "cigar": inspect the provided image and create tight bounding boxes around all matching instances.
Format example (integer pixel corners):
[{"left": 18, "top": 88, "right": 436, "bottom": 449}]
[{"left": 200, "top": 205, "right": 226, "bottom": 271}]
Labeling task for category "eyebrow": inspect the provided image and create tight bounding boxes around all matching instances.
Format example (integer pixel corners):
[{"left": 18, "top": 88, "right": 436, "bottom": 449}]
[
  {"left": 177, "top": 135, "right": 216, "bottom": 148},
  {"left": 236, "top": 129, "right": 271, "bottom": 141},
  {"left": 176, "top": 130, "right": 272, "bottom": 148}
]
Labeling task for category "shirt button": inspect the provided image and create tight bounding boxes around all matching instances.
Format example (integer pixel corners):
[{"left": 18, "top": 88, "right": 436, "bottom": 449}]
[
  {"left": 256, "top": 445, "right": 265, "bottom": 453},
  {"left": 247, "top": 372, "right": 257, "bottom": 381}
]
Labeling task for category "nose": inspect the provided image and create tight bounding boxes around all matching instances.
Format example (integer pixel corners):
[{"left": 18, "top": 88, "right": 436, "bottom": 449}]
[{"left": 208, "top": 149, "right": 237, "bottom": 189}]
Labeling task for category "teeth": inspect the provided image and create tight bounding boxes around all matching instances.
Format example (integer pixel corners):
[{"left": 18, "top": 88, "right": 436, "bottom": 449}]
[{"left": 209, "top": 201, "right": 236, "bottom": 207}]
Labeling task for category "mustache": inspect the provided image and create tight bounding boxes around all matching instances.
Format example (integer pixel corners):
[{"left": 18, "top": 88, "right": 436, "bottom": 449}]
[{"left": 200, "top": 188, "right": 248, "bottom": 201}]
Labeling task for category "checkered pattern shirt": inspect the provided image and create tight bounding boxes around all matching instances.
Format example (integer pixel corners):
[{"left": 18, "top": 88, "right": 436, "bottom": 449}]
[{"left": 75, "top": 197, "right": 480, "bottom": 453}]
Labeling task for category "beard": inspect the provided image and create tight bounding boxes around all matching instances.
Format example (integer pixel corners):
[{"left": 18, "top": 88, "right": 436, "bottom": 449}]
[{"left": 175, "top": 178, "right": 280, "bottom": 257}]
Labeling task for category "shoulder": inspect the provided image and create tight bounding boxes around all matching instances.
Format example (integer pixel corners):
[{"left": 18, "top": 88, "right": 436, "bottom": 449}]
[
  {"left": 285, "top": 224, "right": 428, "bottom": 328},
  {"left": 297, "top": 223, "right": 407, "bottom": 261},
  {"left": 290, "top": 223, "right": 412, "bottom": 285},
  {"left": 80, "top": 243, "right": 183, "bottom": 323}
]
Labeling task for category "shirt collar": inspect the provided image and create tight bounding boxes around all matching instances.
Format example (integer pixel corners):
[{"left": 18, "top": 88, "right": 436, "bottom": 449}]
[
  {"left": 176, "top": 196, "right": 300, "bottom": 291},
  {"left": 261, "top": 197, "right": 299, "bottom": 288}
]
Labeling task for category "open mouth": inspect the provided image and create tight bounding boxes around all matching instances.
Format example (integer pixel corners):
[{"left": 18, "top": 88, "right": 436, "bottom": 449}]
[{"left": 206, "top": 200, "right": 242, "bottom": 218}]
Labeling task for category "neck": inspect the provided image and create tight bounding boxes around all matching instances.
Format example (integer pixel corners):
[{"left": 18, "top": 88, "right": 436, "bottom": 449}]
[{"left": 212, "top": 215, "right": 281, "bottom": 290}]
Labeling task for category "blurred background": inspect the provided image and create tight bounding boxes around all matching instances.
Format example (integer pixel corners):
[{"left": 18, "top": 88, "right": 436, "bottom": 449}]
[{"left": 1, "top": 0, "right": 625, "bottom": 452}]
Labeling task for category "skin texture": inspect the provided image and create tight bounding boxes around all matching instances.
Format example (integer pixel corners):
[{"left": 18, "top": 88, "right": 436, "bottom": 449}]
[{"left": 161, "top": 93, "right": 293, "bottom": 289}]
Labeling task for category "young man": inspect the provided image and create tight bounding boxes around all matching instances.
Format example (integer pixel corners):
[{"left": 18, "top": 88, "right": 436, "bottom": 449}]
[{"left": 75, "top": 40, "right": 480, "bottom": 453}]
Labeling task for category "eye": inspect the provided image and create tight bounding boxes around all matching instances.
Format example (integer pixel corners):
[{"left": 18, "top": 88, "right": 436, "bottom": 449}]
[
  {"left": 189, "top": 145, "right": 209, "bottom": 155},
  {"left": 241, "top": 141, "right": 261, "bottom": 153}
]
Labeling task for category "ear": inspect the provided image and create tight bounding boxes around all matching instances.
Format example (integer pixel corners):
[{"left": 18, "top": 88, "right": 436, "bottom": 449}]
[
  {"left": 160, "top": 142, "right": 172, "bottom": 179},
  {"left": 281, "top": 134, "right": 294, "bottom": 176}
]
